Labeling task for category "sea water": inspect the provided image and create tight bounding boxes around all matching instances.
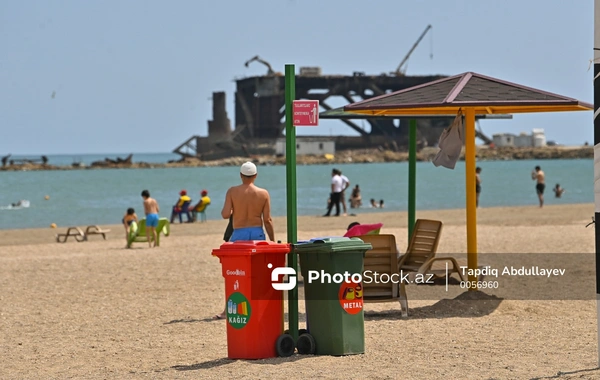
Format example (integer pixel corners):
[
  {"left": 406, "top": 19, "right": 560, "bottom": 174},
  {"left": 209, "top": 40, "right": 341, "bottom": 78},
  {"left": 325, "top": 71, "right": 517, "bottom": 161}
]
[{"left": 0, "top": 154, "right": 593, "bottom": 230}]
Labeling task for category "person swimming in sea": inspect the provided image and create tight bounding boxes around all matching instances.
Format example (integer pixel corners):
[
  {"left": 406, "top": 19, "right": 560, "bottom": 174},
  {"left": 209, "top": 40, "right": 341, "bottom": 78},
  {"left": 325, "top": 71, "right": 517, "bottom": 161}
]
[{"left": 553, "top": 183, "right": 565, "bottom": 198}]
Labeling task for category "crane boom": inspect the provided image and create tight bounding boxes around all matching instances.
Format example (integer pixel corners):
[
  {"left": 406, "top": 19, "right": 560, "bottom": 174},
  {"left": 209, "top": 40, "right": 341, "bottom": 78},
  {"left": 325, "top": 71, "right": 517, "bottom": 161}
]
[
  {"left": 244, "top": 55, "right": 275, "bottom": 75},
  {"left": 395, "top": 24, "right": 432, "bottom": 76}
]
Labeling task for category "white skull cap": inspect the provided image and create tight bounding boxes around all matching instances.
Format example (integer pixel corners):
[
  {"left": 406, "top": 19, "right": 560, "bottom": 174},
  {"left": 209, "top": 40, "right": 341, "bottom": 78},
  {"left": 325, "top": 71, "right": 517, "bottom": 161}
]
[{"left": 240, "top": 161, "right": 257, "bottom": 176}]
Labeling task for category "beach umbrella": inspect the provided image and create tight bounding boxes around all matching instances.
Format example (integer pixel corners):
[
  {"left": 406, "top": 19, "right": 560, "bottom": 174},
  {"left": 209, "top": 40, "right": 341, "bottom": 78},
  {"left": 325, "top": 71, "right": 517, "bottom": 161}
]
[
  {"left": 341, "top": 71, "right": 593, "bottom": 284},
  {"left": 319, "top": 107, "right": 512, "bottom": 241}
]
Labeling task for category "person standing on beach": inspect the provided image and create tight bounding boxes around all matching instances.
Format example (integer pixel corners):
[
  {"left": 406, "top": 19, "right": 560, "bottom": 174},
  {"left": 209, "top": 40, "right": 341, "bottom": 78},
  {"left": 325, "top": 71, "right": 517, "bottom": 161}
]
[
  {"left": 221, "top": 161, "right": 274, "bottom": 242},
  {"left": 339, "top": 170, "right": 350, "bottom": 216},
  {"left": 531, "top": 166, "right": 545, "bottom": 208},
  {"left": 141, "top": 190, "right": 160, "bottom": 247},
  {"left": 324, "top": 169, "right": 343, "bottom": 217},
  {"left": 476, "top": 167, "right": 482, "bottom": 208},
  {"left": 214, "top": 162, "right": 274, "bottom": 320}
]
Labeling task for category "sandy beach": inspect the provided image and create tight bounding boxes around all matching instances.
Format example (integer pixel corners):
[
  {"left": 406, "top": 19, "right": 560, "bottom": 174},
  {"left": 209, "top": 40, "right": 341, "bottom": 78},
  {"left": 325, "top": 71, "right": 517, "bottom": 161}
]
[{"left": 2, "top": 203, "right": 599, "bottom": 379}]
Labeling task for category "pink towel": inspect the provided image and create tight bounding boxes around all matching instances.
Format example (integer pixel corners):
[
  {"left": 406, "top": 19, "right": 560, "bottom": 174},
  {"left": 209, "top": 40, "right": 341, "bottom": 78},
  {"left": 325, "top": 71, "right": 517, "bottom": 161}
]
[{"left": 344, "top": 223, "right": 383, "bottom": 237}]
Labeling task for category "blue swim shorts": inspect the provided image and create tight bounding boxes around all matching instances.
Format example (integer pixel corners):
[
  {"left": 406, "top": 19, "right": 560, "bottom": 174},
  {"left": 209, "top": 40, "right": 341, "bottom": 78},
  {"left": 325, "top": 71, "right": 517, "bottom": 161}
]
[
  {"left": 230, "top": 226, "right": 266, "bottom": 242},
  {"left": 146, "top": 213, "right": 159, "bottom": 227}
]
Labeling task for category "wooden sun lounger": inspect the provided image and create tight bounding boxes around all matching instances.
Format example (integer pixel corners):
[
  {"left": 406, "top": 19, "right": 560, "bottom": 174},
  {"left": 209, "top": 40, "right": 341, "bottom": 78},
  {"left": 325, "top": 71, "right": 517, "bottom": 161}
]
[
  {"left": 84, "top": 225, "right": 111, "bottom": 241},
  {"left": 399, "top": 219, "right": 466, "bottom": 281},
  {"left": 357, "top": 219, "right": 467, "bottom": 316},
  {"left": 358, "top": 234, "right": 409, "bottom": 317},
  {"left": 56, "top": 227, "right": 86, "bottom": 243}
]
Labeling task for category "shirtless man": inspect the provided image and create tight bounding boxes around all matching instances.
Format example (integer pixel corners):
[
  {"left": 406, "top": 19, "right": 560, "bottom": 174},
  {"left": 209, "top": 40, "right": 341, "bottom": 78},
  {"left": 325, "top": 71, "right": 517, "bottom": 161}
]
[
  {"left": 531, "top": 166, "right": 545, "bottom": 208},
  {"left": 141, "top": 190, "right": 160, "bottom": 247},
  {"left": 221, "top": 161, "right": 274, "bottom": 241},
  {"left": 214, "top": 162, "right": 273, "bottom": 319}
]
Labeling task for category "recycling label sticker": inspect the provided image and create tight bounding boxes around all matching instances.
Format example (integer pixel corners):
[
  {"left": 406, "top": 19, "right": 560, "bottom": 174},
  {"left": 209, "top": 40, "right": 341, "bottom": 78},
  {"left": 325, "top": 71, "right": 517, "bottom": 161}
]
[
  {"left": 227, "top": 292, "right": 252, "bottom": 329},
  {"left": 338, "top": 281, "right": 363, "bottom": 315}
]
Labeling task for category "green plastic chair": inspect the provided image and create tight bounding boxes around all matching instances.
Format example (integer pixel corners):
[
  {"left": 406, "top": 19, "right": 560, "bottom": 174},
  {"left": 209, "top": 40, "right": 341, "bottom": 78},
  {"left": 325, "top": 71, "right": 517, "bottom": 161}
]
[
  {"left": 199, "top": 204, "right": 209, "bottom": 223},
  {"left": 127, "top": 218, "right": 171, "bottom": 248},
  {"left": 192, "top": 204, "right": 209, "bottom": 223}
]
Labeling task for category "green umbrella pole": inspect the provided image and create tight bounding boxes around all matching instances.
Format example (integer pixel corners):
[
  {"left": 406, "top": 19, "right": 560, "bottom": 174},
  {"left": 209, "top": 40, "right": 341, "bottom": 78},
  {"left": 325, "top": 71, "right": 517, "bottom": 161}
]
[
  {"left": 408, "top": 119, "right": 417, "bottom": 241},
  {"left": 284, "top": 64, "right": 299, "bottom": 342}
]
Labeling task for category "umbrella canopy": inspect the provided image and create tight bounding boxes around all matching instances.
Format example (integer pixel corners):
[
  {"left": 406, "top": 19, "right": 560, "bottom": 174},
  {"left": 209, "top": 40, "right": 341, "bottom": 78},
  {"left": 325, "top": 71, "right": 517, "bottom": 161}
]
[
  {"left": 343, "top": 71, "right": 592, "bottom": 115},
  {"left": 320, "top": 106, "right": 513, "bottom": 120},
  {"left": 342, "top": 71, "right": 593, "bottom": 284}
]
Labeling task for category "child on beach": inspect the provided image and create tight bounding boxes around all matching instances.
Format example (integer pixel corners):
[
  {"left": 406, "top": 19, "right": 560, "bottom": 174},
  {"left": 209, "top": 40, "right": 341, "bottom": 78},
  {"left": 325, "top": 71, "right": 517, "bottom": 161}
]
[
  {"left": 122, "top": 208, "right": 138, "bottom": 243},
  {"left": 141, "top": 190, "right": 160, "bottom": 248}
]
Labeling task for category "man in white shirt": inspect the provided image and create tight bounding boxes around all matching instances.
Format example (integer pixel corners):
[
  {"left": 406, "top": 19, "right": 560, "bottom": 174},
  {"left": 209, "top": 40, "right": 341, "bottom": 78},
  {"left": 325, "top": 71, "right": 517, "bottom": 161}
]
[
  {"left": 339, "top": 171, "right": 350, "bottom": 216},
  {"left": 324, "top": 168, "right": 343, "bottom": 217}
]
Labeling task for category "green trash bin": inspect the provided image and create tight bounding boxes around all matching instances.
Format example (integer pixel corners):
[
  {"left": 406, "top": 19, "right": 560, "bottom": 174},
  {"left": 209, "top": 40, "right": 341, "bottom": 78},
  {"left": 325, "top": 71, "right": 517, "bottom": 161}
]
[{"left": 294, "top": 237, "right": 372, "bottom": 356}]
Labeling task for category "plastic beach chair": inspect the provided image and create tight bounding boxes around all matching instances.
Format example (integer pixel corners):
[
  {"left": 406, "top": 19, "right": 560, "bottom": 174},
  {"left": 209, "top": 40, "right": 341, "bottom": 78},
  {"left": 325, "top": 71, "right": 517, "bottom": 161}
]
[
  {"left": 127, "top": 218, "right": 171, "bottom": 248},
  {"left": 170, "top": 201, "right": 192, "bottom": 223}
]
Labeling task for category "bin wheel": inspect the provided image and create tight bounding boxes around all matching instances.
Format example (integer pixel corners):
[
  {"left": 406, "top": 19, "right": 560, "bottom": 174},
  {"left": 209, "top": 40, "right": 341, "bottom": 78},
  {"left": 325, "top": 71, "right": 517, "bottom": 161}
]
[
  {"left": 296, "top": 333, "right": 316, "bottom": 355},
  {"left": 283, "top": 328, "right": 308, "bottom": 336},
  {"left": 276, "top": 334, "right": 295, "bottom": 357}
]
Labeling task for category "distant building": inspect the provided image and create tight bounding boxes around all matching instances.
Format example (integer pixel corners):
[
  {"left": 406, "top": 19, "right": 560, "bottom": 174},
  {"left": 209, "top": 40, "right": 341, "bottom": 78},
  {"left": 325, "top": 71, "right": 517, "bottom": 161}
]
[
  {"left": 275, "top": 137, "right": 335, "bottom": 156},
  {"left": 492, "top": 129, "right": 546, "bottom": 148},
  {"left": 531, "top": 128, "right": 547, "bottom": 147}
]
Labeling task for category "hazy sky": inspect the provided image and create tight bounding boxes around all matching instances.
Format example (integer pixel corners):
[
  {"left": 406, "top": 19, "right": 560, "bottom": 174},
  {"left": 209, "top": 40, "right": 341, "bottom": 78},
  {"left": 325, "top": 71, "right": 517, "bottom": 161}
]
[{"left": 0, "top": 0, "right": 594, "bottom": 155}]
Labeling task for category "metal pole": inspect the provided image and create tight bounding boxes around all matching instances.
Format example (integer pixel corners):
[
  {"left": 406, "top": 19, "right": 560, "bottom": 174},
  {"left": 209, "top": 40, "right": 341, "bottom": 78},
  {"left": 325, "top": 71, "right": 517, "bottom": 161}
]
[
  {"left": 284, "top": 64, "right": 299, "bottom": 342},
  {"left": 408, "top": 119, "right": 417, "bottom": 241},
  {"left": 593, "top": 0, "right": 600, "bottom": 366},
  {"left": 464, "top": 109, "right": 478, "bottom": 286}
]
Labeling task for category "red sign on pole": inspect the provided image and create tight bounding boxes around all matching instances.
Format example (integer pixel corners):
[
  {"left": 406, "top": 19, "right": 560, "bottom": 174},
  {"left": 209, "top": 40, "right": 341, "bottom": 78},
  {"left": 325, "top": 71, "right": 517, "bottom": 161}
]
[{"left": 292, "top": 100, "right": 319, "bottom": 126}]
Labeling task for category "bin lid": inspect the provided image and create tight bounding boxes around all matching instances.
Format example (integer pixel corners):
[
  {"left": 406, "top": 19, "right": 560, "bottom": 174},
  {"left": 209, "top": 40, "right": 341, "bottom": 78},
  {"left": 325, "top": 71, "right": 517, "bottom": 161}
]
[
  {"left": 295, "top": 238, "right": 328, "bottom": 245},
  {"left": 212, "top": 240, "right": 291, "bottom": 257},
  {"left": 293, "top": 236, "right": 372, "bottom": 253}
]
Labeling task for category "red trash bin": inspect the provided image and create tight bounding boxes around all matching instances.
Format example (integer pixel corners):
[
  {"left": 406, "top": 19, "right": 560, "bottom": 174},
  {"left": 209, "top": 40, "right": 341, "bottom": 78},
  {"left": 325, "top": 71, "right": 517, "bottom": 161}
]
[{"left": 212, "top": 240, "right": 291, "bottom": 359}]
